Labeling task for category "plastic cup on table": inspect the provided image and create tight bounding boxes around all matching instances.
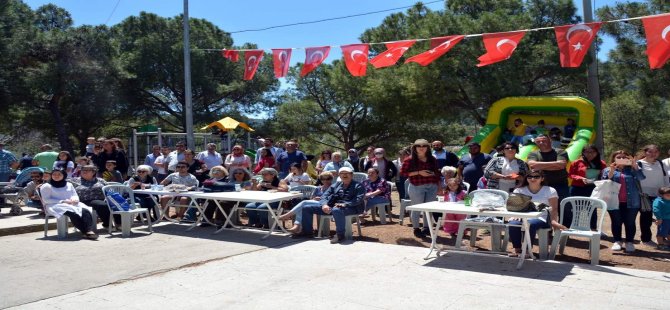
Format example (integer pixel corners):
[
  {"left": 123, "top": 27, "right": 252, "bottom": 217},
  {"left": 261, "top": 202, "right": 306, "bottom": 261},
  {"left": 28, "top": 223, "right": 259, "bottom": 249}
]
[{"left": 437, "top": 196, "right": 445, "bottom": 203}]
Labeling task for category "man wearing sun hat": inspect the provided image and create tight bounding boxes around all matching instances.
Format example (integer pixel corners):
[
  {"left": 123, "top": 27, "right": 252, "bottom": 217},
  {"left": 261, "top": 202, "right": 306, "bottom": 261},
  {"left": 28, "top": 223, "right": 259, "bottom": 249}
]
[{"left": 298, "top": 166, "right": 365, "bottom": 243}]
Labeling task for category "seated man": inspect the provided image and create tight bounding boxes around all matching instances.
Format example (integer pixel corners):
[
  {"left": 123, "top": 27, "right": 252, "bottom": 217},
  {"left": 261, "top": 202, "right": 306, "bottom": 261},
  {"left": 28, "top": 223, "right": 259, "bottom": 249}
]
[
  {"left": 298, "top": 167, "right": 365, "bottom": 244},
  {"left": 160, "top": 161, "right": 199, "bottom": 220},
  {"left": 24, "top": 169, "right": 45, "bottom": 210}
]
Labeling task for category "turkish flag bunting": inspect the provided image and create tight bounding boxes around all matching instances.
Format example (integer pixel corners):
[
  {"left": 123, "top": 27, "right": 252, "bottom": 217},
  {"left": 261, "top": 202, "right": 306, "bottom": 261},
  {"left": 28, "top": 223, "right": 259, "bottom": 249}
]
[
  {"left": 243, "top": 50, "right": 264, "bottom": 80},
  {"left": 300, "top": 46, "right": 331, "bottom": 77},
  {"left": 221, "top": 49, "right": 239, "bottom": 62},
  {"left": 370, "top": 40, "right": 416, "bottom": 68},
  {"left": 476, "top": 31, "right": 526, "bottom": 67},
  {"left": 271, "top": 49, "right": 292, "bottom": 78},
  {"left": 554, "top": 22, "right": 602, "bottom": 68},
  {"left": 405, "top": 35, "right": 465, "bottom": 66},
  {"left": 341, "top": 44, "right": 369, "bottom": 76},
  {"left": 641, "top": 14, "right": 670, "bottom": 69}
]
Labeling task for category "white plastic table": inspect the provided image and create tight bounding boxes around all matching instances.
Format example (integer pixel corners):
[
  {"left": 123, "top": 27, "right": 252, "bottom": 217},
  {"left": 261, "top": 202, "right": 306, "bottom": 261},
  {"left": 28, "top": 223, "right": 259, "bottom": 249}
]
[
  {"left": 407, "top": 201, "right": 543, "bottom": 269},
  {"left": 133, "top": 189, "right": 201, "bottom": 223},
  {"left": 191, "top": 191, "right": 303, "bottom": 239}
]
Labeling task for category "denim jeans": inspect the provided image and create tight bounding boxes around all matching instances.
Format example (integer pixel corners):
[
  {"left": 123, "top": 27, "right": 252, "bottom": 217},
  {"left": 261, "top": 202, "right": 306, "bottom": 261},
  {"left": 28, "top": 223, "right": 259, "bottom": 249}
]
[
  {"left": 408, "top": 183, "right": 438, "bottom": 229},
  {"left": 290, "top": 200, "right": 324, "bottom": 225},
  {"left": 300, "top": 204, "right": 359, "bottom": 236},
  {"left": 608, "top": 203, "right": 639, "bottom": 242},
  {"left": 508, "top": 218, "right": 551, "bottom": 249},
  {"left": 365, "top": 196, "right": 390, "bottom": 212},
  {"left": 639, "top": 196, "right": 655, "bottom": 242},
  {"left": 245, "top": 201, "right": 280, "bottom": 226}
]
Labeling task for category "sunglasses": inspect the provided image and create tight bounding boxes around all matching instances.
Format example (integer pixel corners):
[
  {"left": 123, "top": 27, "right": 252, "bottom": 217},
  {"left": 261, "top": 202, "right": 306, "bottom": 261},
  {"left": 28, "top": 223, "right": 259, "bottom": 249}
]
[
  {"left": 234, "top": 172, "right": 244, "bottom": 174},
  {"left": 138, "top": 171, "right": 148, "bottom": 173},
  {"left": 526, "top": 175, "right": 542, "bottom": 179},
  {"left": 416, "top": 145, "right": 428, "bottom": 148},
  {"left": 176, "top": 166, "right": 188, "bottom": 168},
  {"left": 504, "top": 147, "right": 515, "bottom": 150},
  {"left": 374, "top": 152, "right": 383, "bottom": 155}
]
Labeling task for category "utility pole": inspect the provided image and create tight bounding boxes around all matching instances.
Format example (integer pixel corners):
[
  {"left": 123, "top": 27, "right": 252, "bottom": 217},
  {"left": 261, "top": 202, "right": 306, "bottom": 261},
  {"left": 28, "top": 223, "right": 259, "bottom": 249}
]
[
  {"left": 183, "top": 0, "right": 195, "bottom": 150},
  {"left": 583, "top": 0, "right": 604, "bottom": 152}
]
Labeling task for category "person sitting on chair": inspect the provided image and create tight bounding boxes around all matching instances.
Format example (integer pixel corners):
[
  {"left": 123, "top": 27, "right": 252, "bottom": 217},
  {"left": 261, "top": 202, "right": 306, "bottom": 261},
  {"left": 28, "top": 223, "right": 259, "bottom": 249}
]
[
  {"left": 279, "top": 172, "right": 334, "bottom": 234},
  {"left": 41, "top": 168, "right": 98, "bottom": 240},
  {"left": 297, "top": 167, "right": 365, "bottom": 244}
]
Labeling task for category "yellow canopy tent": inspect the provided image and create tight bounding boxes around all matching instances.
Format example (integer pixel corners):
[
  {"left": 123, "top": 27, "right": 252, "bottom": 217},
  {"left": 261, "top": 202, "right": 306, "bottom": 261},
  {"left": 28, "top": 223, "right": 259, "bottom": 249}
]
[{"left": 201, "top": 117, "right": 255, "bottom": 153}]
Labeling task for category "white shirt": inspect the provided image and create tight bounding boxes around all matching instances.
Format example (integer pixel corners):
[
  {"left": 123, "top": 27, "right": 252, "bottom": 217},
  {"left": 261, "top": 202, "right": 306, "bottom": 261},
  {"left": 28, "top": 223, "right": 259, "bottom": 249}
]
[
  {"left": 167, "top": 151, "right": 184, "bottom": 172},
  {"left": 638, "top": 160, "right": 669, "bottom": 196},
  {"left": 498, "top": 157, "right": 519, "bottom": 192},
  {"left": 283, "top": 172, "right": 311, "bottom": 187},
  {"left": 513, "top": 186, "right": 558, "bottom": 206},
  {"left": 154, "top": 155, "right": 167, "bottom": 174},
  {"left": 197, "top": 151, "right": 223, "bottom": 169}
]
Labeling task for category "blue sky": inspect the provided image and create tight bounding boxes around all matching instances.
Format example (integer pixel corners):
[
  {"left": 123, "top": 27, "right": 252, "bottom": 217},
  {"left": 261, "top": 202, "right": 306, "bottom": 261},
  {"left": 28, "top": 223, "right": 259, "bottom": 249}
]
[{"left": 23, "top": 0, "right": 624, "bottom": 66}]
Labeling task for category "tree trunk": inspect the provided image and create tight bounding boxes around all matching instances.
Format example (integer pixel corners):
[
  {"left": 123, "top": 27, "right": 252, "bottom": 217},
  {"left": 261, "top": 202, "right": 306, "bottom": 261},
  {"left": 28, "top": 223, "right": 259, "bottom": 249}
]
[{"left": 47, "top": 93, "right": 72, "bottom": 153}]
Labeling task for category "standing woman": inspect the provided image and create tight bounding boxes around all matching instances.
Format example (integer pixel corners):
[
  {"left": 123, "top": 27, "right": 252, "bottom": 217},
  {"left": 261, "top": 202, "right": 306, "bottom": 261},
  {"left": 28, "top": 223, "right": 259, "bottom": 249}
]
[
  {"left": 224, "top": 145, "right": 252, "bottom": 172},
  {"left": 636, "top": 144, "right": 670, "bottom": 247},
  {"left": 568, "top": 145, "right": 606, "bottom": 230},
  {"left": 41, "top": 168, "right": 98, "bottom": 240},
  {"left": 400, "top": 139, "right": 441, "bottom": 238},
  {"left": 253, "top": 148, "right": 275, "bottom": 174},
  {"left": 602, "top": 150, "right": 646, "bottom": 253},
  {"left": 483, "top": 142, "right": 528, "bottom": 193},
  {"left": 53, "top": 151, "right": 75, "bottom": 179},
  {"left": 92, "top": 139, "right": 128, "bottom": 179}
]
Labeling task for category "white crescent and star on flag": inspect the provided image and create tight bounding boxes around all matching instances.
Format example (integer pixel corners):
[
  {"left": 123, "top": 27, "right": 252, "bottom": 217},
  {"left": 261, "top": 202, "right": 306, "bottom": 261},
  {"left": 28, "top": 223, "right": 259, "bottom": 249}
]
[
  {"left": 662, "top": 25, "right": 670, "bottom": 42},
  {"left": 310, "top": 50, "right": 324, "bottom": 62},
  {"left": 496, "top": 39, "right": 518, "bottom": 54},
  {"left": 566, "top": 24, "right": 594, "bottom": 51},
  {"left": 350, "top": 50, "right": 365, "bottom": 63},
  {"left": 247, "top": 56, "right": 257, "bottom": 70}
]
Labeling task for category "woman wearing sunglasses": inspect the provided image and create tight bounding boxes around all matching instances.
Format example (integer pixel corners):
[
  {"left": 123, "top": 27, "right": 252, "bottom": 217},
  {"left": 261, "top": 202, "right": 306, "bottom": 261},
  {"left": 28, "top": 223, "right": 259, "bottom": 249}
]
[
  {"left": 507, "top": 169, "right": 567, "bottom": 257},
  {"left": 483, "top": 142, "right": 528, "bottom": 193}
]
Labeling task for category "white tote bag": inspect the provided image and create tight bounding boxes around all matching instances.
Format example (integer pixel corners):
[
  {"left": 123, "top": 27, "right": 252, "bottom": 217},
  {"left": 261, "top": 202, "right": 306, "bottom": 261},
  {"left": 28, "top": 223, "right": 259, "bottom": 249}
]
[{"left": 591, "top": 180, "right": 621, "bottom": 210}]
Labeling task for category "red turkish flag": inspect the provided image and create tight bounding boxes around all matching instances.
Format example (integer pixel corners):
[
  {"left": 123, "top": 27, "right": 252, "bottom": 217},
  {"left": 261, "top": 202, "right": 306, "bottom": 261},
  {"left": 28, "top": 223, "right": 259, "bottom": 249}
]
[
  {"left": 271, "top": 49, "right": 292, "bottom": 78},
  {"left": 341, "top": 44, "right": 369, "bottom": 76},
  {"left": 243, "top": 50, "right": 264, "bottom": 80},
  {"left": 642, "top": 14, "right": 670, "bottom": 69},
  {"left": 476, "top": 31, "right": 526, "bottom": 67},
  {"left": 369, "top": 40, "right": 416, "bottom": 68},
  {"left": 221, "top": 49, "right": 239, "bottom": 62},
  {"left": 405, "top": 35, "right": 465, "bottom": 66},
  {"left": 554, "top": 22, "right": 602, "bottom": 68},
  {"left": 300, "top": 46, "right": 330, "bottom": 77}
]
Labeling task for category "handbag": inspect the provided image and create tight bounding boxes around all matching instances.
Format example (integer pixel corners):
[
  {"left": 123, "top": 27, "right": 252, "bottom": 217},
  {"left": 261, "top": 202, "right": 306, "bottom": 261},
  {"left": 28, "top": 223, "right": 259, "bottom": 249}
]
[
  {"left": 506, "top": 193, "right": 535, "bottom": 212},
  {"left": 591, "top": 180, "right": 621, "bottom": 210},
  {"left": 634, "top": 180, "right": 652, "bottom": 212}
]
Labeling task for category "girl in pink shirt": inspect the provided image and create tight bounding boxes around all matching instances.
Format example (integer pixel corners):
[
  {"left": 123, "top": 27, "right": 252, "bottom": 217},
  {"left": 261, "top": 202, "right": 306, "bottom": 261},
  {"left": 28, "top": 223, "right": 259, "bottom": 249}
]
[{"left": 442, "top": 178, "right": 468, "bottom": 235}]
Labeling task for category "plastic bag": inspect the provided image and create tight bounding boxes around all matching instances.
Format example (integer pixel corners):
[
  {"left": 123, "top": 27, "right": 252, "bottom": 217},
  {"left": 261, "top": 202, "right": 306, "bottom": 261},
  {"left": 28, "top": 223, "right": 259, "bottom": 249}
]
[
  {"left": 471, "top": 191, "right": 506, "bottom": 208},
  {"left": 591, "top": 180, "right": 621, "bottom": 210}
]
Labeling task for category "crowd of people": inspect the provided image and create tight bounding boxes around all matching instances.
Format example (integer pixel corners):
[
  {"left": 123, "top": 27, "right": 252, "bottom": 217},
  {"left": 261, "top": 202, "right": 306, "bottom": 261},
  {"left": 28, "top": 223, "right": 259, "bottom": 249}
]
[{"left": 2, "top": 134, "right": 670, "bottom": 253}]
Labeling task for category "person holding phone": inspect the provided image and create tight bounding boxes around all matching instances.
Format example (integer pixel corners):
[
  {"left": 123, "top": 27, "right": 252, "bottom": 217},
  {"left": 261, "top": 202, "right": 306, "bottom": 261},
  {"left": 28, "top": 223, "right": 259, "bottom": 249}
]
[
  {"left": 400, "top": 139, "right": 442, "bottom": 238},
  {"left": 602, "top": 150, "right": 646, "bottom": 253}
]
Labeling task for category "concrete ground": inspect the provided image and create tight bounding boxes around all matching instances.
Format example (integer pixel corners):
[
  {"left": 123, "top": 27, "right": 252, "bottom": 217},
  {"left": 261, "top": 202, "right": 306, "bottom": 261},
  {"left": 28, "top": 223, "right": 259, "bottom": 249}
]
[{"left": 2, "top": 220, "right": 670, "bottom": 309}]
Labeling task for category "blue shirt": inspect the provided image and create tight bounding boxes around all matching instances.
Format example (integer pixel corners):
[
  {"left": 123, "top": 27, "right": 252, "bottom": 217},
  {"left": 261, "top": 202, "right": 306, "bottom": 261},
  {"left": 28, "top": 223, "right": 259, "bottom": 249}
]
[
  {"left": 0, "top": 149, "right": 18, "bottom": 173},
  {"left": 458, "top": 153, "right": 492, "bottom": 187},
  {"left": 276, "top": 150, "right": 306, "bottom": 175}
]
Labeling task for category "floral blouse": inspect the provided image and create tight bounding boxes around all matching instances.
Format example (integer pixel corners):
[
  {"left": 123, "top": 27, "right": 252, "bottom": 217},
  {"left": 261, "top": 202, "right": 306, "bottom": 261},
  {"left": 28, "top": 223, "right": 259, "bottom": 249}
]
[
  {"left": 71, "top": 177, "right": 108, "bottom": 203},
  {"left": 362, "top": 177, "right": 390, "bottom": 200}
]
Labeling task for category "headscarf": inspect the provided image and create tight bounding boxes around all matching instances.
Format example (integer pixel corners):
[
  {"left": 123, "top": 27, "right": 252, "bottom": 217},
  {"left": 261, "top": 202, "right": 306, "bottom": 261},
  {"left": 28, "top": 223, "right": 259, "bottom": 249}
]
[{"left": 50, "top": 168, "right": 68, "bottom": 188}]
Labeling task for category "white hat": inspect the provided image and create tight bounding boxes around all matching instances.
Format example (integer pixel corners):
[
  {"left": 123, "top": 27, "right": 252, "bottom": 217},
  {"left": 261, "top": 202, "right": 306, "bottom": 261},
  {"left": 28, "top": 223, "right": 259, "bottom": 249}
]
[{"left": 338, "top": 167, "right": 353, "bottom": 173}]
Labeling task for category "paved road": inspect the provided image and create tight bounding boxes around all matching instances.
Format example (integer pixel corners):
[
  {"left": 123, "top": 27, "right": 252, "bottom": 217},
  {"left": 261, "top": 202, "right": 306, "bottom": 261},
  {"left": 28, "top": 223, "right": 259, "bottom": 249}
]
[{"left": 3, "top": 223, "right": 670, "bottom": 309}]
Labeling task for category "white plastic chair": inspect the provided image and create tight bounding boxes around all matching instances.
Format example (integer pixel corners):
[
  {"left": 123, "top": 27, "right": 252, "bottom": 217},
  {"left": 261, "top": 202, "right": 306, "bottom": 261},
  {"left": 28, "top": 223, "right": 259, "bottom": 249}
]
[
  {"left": 102, "top": 185, "right": 153, "bottom": 237},
  {"left": 550, "top": 197, "right": 607, "bottom": 265},
  {"left": 36, "top": 187, "right": 76, "bottom": 238},
  {"left": 352, "top": 172, "right": 367, "bottom": 183},
  {"left": 289, "top": 185, "right": 317, "bottom": 199},
  {"left": 317, "top": 214, "right": 362, "bottom": 240},
  {"left": 455, "top": 189, "right": 509, "bottom": 252}
]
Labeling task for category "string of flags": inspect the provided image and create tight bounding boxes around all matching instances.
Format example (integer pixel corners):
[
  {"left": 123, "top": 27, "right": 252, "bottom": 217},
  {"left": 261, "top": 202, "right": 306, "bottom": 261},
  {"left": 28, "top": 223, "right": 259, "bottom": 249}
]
[{"left": 216, "top": 13, "right": 670, "bottom": 80}]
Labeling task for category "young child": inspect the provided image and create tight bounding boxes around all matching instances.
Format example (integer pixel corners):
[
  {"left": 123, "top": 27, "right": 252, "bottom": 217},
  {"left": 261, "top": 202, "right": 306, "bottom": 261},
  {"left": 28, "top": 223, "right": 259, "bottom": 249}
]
[
  {"left": 85, "top": 137, "right": 96, "bottom": 157},
  {"left": 535, "top": 119, "right": 547, "bottom": 135},
  {"left": 653, "top": 187, "right": 670, "bottom": 251},
  {"left": 102, "top": 160, "right": 123, "bottom": 183},
  {"left": 442, "top": 178, "right": 468, "bottom": 235},
  {"left": 509, "top": 118, "right": 527, "bottom": 145},
  {"left": 71, "top": 156, "right": 89, "bottom": 178}
]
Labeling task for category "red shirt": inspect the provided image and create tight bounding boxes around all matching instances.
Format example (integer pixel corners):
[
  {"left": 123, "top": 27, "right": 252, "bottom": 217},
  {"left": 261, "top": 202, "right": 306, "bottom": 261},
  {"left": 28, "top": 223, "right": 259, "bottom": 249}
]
[
  {"left": 568, "top": 158, "right": 606, "bottom": 187},
  {"left": 400, "top": 157, "right": 440, "bottom": 186}
]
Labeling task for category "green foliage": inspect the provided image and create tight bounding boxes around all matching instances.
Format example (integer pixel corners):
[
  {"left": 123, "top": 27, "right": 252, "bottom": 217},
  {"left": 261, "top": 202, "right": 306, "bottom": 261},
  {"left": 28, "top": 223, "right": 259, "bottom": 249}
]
[{"left": 113, "top": 13, "right": 279, "bottom": 131}]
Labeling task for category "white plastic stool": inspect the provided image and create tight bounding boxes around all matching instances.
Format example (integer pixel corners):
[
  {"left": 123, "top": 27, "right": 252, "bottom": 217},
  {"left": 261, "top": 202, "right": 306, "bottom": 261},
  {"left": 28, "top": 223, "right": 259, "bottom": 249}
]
[{"left": 369, "top": 202, "right": 392, "bottom": 224}]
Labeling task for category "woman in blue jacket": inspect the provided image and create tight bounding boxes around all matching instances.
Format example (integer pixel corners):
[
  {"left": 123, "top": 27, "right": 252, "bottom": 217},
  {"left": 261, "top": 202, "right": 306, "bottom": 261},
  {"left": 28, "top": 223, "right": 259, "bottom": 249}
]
[{"left": 602, "top": 150, "right": 645, "bottom": 253}]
